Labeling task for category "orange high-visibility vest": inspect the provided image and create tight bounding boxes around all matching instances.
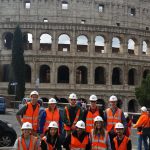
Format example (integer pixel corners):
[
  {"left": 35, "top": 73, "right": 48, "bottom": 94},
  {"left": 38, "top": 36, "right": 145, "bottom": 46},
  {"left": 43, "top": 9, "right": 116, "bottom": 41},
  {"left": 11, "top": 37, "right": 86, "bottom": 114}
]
[
  {"left": 70, "top": 134, "right": 89, "bottom": 149},
  {"left": 17, "top": 135, "right": 37, "bottom": 150},
  {"left": 64, "top": 106, "right": 81, "bottom": 131},
  {"left": 86, "top": 110, "right": 99, "bottom": 133},
  {"left": 113, "top": 136, "right": 129, "bottom": 150},
  {"left": 106, "top": 108, "right": 122, "bottom": 132},
  {"left": 91, "top": 130, "right": 108, "bottom": 150},
  {"left": 42, "top": 136, "right": 53, "bottom": 150},
  {"left": 22, "top": 102, "right": 40, "bottom": 131},
  {"left": 43, "top": 108, "right": 60, "bottom": 133}
]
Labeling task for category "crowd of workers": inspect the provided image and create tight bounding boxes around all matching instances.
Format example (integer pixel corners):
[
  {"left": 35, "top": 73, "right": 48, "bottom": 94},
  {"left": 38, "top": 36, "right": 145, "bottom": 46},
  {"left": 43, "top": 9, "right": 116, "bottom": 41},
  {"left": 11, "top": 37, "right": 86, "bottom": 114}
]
[{"left": 13, "top": 90, "right": 150, "bottom": 150}]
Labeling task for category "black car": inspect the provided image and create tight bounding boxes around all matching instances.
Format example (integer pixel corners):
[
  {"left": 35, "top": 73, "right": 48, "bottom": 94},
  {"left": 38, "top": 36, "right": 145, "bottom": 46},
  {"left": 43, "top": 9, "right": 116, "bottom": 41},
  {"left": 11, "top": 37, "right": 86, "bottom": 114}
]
[{"left": 0, "top": 120, "right": 17, "bottom": 147}]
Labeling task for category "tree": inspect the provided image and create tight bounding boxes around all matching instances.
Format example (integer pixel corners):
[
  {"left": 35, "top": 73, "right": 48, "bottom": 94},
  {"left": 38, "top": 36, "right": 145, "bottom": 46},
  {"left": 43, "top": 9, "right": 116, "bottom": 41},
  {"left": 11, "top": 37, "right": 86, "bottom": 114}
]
[
  {"left": 135, "top": 74, "right": 150, "bottom": 108},
  {"left": 8, "top": 25, "right": 25, "bottom": 101}
]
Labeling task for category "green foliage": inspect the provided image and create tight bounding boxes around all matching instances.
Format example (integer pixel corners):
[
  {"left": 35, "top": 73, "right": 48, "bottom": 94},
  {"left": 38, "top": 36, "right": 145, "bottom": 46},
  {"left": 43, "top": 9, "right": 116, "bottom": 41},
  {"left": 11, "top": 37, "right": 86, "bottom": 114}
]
[
  {"left": 135, "top": 74, "right": 150, "bottom": 107},
  {"left": 8, "top": 25, "right": 25, "bottom": 101}
]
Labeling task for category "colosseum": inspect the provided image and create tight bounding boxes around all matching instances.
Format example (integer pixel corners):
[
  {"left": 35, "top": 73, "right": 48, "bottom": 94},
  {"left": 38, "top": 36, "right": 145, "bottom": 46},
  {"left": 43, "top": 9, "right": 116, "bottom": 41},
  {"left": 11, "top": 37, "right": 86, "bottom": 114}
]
[{"left": 0, "top": 0, "right": 150, "bottom": 111}]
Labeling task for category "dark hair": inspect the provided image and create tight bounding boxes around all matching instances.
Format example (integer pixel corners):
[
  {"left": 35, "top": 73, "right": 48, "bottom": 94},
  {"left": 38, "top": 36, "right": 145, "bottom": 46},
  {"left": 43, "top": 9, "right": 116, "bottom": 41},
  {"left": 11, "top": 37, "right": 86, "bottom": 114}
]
[{"left": 93, "top": 121, "right": 105, "bottom": 137}]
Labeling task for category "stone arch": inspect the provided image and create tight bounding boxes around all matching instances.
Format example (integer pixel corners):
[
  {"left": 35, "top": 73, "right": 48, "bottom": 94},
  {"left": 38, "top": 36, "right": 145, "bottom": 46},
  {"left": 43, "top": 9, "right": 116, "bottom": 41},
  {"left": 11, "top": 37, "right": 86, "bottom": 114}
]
[
  {"left": 112, "top": 37, "right": 121, "bottom": 53},
  {"left": 95, "top": 66, "right": 106, "bottom": 84},
  {"left": 97, "top": 99, "right": 106, "bottom": 110},
  {"left": 23, "top": 32, "right": 33, "bottom": 50},
  {"left": 128, "top": 38, "right": 137, "bottom": 55},
  {"left": 39, "top": 65, "right": 50, "bottom": 83},
  {"left": 112, "top": 67, "right": 122, "bottom": 85},
  {"left": 57, "top": 65, "right": 69, "bottom": 83},
  {"left": 128, "top": 68, "right": 137, "bottom": 85},
  {"left": 25, "top": 64, "right": 31, "bottom": 83},
  {"left": 2, "top": 64, "right": 10, "bottom": 82},
  {"left": 3, "top": 32, "right": 13, "bottom": 49},
  {"left": 40, "top": 33, "right": 52, "bottom": 50},
  {"left": 143, "top": 69, "right": 150, "bottom": 79},
  {"left": 76, "top": 66, "right": 88, "bottom": 84},
  {"left": 128, "top": 99, "right": 138, "bottom": 112},
  {"left": 77, "top": 35, "right": 88, "bottom": 52},
  {"left": 95, "top": 35, "right": 105, "bottom": 53},
  {"left": 58, "top": 34, "right": 70, "bottom": 52}
]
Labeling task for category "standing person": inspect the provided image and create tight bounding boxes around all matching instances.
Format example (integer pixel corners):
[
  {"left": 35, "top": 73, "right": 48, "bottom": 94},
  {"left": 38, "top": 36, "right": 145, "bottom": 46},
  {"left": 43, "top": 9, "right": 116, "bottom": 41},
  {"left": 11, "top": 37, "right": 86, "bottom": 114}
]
[
  {"left": 40, "top": 121, "right": 62, "bottom": 150},
  {"left": 104, "top": 95, "right": 127, "bottom": 147},
  {"left": 133, "top": 106, "right": 149, "bottom": 150},
  {"left": 14, "top": 122, "right": 38, "bottom": 150},
  {"left": 83, "top": 94, "right": 104, "bottom": 133},
  {"left": 124, "top": 112, "right": 132, "bottom": 137},
  {"left": 39, "top": 98, "right": 62, "bottom": 135},
  {"left": 90, "top": 116, "right": 111, "bottom": 150},
  {"left": 63, "top": 120, "right": 90, "bottom": 150},
  {"left": 63, "top": 93, "right": 83, "bottom": 136},
  {"left": 16, "top": 91, "right": 40, "bottom": 135},
  {"left": 112, "top": 123, "right": 132, "bottom": 150}
]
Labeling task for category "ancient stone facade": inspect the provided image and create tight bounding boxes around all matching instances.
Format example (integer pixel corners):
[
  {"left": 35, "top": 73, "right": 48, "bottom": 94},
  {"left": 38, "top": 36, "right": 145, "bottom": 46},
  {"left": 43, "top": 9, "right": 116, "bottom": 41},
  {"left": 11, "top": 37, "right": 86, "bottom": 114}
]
[{"left": 0, "top": 0, "right": 150, "bottom": 111}]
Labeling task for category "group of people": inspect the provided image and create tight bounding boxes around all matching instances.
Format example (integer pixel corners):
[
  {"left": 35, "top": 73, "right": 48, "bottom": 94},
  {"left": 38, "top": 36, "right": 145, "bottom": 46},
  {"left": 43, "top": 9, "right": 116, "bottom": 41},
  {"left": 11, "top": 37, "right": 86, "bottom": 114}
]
[{"left": 14, "top": 90, "right": 150, "bottom": 150}]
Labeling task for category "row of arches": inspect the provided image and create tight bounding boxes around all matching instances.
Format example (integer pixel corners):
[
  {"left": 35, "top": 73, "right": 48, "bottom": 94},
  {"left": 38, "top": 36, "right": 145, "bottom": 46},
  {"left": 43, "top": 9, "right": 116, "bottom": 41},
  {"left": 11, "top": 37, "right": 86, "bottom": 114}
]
[
  {"left": 2, "top": 64, "right": 150, "bottom": 85},
  {"left": 3, "top": 32, "right": 150, "bottom": 55}
]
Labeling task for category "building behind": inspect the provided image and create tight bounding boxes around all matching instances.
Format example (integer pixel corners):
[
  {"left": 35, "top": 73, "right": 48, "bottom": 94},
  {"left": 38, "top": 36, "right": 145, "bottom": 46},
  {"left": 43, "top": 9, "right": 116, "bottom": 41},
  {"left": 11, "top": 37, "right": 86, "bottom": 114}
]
[{"left": 0, "top": 0, "right": 150, "bottom": 111}]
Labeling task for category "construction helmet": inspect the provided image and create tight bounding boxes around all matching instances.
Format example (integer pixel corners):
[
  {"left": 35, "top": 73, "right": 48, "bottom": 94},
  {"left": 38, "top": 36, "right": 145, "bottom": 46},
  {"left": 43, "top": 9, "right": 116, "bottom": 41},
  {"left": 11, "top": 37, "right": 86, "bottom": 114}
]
[
  {"left": 69, "top": 93, "right": 77, "bottom": 99},
  {"left": 89, "top": 94, "right": 97, "bottom": 101},
  {"left": 115, "top": 122, "right": 124, "bottom": 129},
  {"left": 75, "top": 120, "right": 85, "bottom": 129},
  {"left": 124, "top": 112, "right": 128, "bottom": 118},
  {"left": 109, "top": 95, "right": 117, "bottom": 102},
  {"left": 48, "top": 121, "right": 58, "bottom": 128},
  {"left": 21, "top": 122, "right": 32, "bottom": 130},
  {"left": 141, "top": 106, "right": 147, "bottom": 112},
  {"left": 48, "top": 98, "right": 57, "bottom": 104},
  {"left": 30, "top": 91, "right": 39, "bottom": 97},
  {"left": 94, "top": 116, "right": 103, "bottom": 122}
]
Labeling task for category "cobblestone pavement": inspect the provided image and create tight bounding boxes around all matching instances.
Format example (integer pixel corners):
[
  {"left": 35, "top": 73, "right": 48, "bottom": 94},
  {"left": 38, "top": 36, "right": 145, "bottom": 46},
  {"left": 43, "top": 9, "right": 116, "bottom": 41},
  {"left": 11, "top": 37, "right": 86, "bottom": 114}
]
[{"left": 0, "top": 108, "right": 145, "bottom": 150}]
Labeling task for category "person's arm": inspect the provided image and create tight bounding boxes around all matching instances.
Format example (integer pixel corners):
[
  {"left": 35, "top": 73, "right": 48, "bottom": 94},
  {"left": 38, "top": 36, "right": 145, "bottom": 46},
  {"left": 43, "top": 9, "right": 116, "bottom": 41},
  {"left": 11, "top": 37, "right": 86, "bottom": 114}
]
[
  {"left": 106, "top": 134, "right": 112, "bottom": 150},
  {"left": 56, "top": 137, "right": 62, "bottom": 150},
  {"left": 127, "top": 139, "right": 132, "bottom": 150},
  {"left": 63, "top": 106, "right": 71, "bottom": 126},
  {"left": 59, "top": 110, "right": 63, "bottom": 134},
  {"left": 82, "top": 110, "right": 88, "bottom": 123},
  {"left": 103, "top": 111, "right": 107, "bottom": 128},
  {"left": 99, "top": 108, "right": 104, "bottom": 121},
  {"left": 39, "top": 111, "right": 46, "bottom": 134},
  {"left": 63, "top": 134, "right": 71, "bottom": 150},
  {"left": 133, "top": 115, "right": 145, "bottom": 128},
  {"left": 40, "top": 139, "right": 47, "bottom": 150},
  {"left": 16, "top": 105, "right": 27, "bottom": 126},
  {"left": 85, "top": 136, "right": 91, "bottom": 150},
  {"left": 121, "top": 112, "right": 127, "bottom": 129}
]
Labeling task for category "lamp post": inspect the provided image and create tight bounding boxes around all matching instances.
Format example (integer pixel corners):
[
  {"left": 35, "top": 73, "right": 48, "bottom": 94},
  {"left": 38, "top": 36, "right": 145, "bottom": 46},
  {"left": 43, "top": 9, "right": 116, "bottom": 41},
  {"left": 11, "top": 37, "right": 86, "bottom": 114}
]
[{"left": 10, "top": 82, "right": 18, "bottom": 111}]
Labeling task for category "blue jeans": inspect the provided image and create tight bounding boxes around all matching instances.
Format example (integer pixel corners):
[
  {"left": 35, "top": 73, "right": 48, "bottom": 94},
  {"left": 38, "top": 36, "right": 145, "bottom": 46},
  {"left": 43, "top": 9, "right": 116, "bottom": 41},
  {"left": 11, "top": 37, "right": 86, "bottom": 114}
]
[{"left": 137, "top": 134, "right": 148, "bottom": 150}]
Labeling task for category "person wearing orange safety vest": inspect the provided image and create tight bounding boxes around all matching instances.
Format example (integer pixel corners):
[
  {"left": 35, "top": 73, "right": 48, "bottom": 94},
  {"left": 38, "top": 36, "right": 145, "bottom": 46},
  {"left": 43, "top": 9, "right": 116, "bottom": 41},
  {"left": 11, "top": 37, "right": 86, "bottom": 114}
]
[
  {"left": 63, "top": 93, "right": 83, "bottom": 136},
  {"left": 16, "top": 91, "right": 40, "bottom": 135},
  {"left": 14, "top": 122, "right": 38, "bottom": 150},
  {"left": 82, "top": 94, "right": 104, "bottom": 133},
  {"left": 40, "top": 121, "right": 62, "bottom": 150},
  {"left": 39, "top": 98, "right": 62, "bottom": 135},
  {"left": 124, "top": 112, "right": 132, "bottom": 137},
  {"left": 112, "top": 122, "right": 132, "bottom": 150},
  {"left": 63, "top": 120, "right": 90, "bottom": 150},
  {"left": 133, "top": 106, "right": 149, "bottom": 150},
  {"left": 90, "top": 116, "right": 111, "bottom": 150},
  {"left": 104, "top": 95, "right": 127, "bottom": 148}
]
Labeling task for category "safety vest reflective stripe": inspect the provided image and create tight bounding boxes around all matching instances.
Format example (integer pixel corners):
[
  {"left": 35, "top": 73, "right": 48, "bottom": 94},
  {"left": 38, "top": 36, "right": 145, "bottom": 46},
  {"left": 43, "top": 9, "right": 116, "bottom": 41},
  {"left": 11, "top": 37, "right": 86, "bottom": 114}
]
[
  {"left": 92, "top": 146, "right": 106, "bottom": 150},
  {"left": 113, "top": 136, "right": 129, "bottom": 150},
  {"left": 106, "top": 108, "right": 122, "bottom": 132},
  {"left": 42, "top": 136, "right": 53, "bottom": 150},
  {"left": 71, "top": 134, "right": 89, "bottom": 149},
  {"left": 86, "top": 110, "right": 99, "bottom": 133},
  {"left": 64, "top": 107, "right": 81, "bottom": 131},
  {"left": 22, "top": 102, "right": 40, "bottom": 131},
  {"left": 44, "top": 108, "right": 60, "bottom": 132}
]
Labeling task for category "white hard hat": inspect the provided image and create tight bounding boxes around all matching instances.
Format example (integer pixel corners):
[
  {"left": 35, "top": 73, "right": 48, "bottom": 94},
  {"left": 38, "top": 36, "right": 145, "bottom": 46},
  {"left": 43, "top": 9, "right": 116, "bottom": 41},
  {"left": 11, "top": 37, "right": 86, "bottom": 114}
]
[
  {"left": 75, "top": 120, "right": 85, "bottom": 129},
  {"left": 48, "top": 121, "right": 58, "bottom": 128},
  {"left": 69, "top": 93, "right": 77, "bottom": 99},
  {"left": 21, "top": 122, "right": 32, "bottom": 130},
  {"left": 109, "top": 95, "right": 117, "bottom": 102},
  {"left": 124, "top": 112, "right": 128, "bottom": 118},
  {"left": 94, "top": 116, "right": 103, "bottom": 122},
  {"left": 89, "top": 95, "right": 97, "bottom": 101},
  {"left": 30, "top": 91, "right": 39, "bottom": 97},
  {"left": 48, "top": 98, "right": 57, "bottom": 104},
  {"left": 141, "top": 106, "right": 147, "bottom": 112},
  {"left": 115, "top": 122, "right": 124, "bottom": 129}
]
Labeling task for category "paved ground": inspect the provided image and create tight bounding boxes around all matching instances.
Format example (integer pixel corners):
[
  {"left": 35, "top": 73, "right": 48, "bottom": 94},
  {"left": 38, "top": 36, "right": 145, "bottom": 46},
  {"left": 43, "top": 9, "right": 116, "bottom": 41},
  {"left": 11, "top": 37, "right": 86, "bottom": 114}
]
[{"left": 0, "top": 108, "right": 145, "bottom": 150}]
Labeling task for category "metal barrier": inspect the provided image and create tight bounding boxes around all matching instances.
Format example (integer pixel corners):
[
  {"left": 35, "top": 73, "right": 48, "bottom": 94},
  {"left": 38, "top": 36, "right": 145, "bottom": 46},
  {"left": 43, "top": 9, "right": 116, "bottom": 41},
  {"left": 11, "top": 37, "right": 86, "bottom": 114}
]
[{"left": 0, "top": 147, "right": 15, "bottom": 150}]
